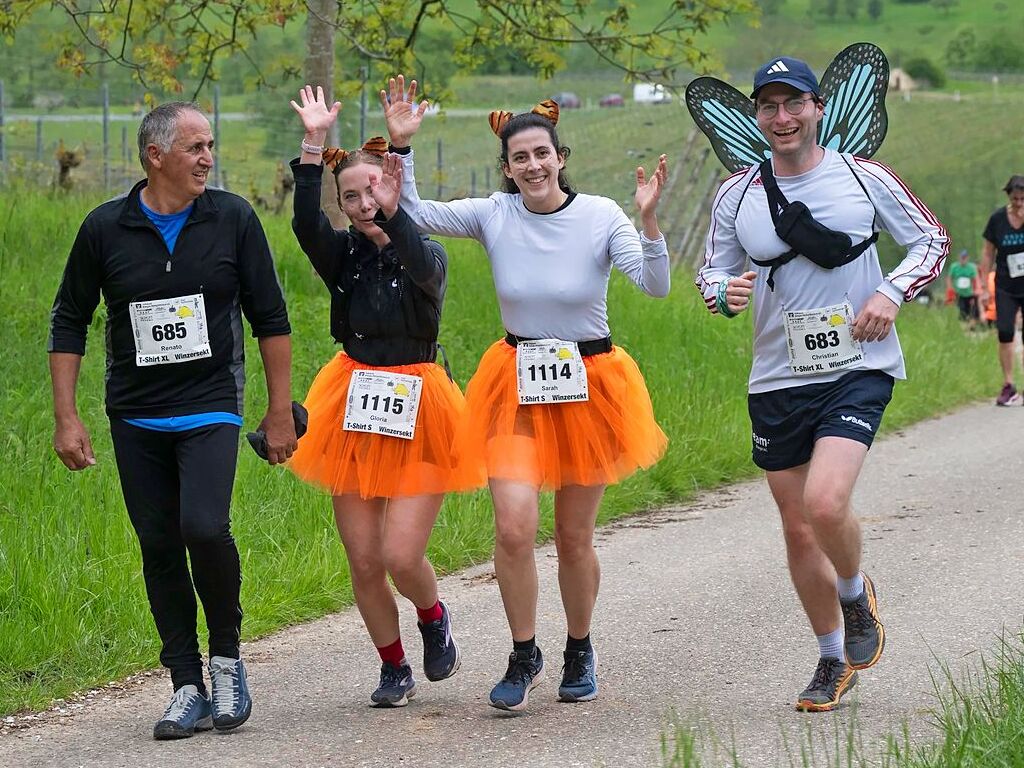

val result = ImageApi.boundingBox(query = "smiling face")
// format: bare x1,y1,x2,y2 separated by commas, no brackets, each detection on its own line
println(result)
502,126,567,212
755,83,824,169
151,110,214,201
337,162,385,238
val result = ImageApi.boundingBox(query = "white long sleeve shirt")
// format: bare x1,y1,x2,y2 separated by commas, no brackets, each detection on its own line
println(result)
398,150,670,341
695,149,948,394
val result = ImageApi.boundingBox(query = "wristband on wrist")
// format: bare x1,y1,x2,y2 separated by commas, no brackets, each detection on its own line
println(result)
300,138,325,155
716,280,737,318
388,143,412,155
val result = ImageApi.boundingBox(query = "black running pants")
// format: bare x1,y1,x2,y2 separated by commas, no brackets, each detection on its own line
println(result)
109,420,242,691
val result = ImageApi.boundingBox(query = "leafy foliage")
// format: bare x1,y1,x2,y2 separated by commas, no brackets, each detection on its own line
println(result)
0,1,757,100
904,55,946,87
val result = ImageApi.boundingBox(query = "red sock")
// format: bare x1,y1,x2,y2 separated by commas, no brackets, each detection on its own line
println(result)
416,600,443,625
376,637,405,667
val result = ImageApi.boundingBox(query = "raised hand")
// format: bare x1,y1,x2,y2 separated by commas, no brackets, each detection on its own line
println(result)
380,74,430,148
635,153,668,219
289,84,341,144
369,153,402,219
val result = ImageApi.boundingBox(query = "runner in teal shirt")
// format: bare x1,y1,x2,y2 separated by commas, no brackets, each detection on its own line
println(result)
947,249,979,327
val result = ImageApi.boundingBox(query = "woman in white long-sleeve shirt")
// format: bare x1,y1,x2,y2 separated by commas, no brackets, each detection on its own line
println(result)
379,75,670,712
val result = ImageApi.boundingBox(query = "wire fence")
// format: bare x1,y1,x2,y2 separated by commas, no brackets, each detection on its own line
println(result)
0,85,534,200
0,78,691,200
0,78,706,262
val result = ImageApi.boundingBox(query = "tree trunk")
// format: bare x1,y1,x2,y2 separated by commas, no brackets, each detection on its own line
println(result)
306,0,345,227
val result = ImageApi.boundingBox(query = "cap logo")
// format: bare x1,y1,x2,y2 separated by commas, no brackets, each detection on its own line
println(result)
766,61,790,74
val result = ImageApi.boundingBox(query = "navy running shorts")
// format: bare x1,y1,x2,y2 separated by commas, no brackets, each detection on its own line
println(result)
747,370,895,471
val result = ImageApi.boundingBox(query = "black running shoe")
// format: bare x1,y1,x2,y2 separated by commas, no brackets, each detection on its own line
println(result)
795,657,858,712
418,601,461,682
370,661,417,708
841,572,885,670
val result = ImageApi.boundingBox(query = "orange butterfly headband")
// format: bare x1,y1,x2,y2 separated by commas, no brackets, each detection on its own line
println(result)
322,136,388,170
488,100,559,137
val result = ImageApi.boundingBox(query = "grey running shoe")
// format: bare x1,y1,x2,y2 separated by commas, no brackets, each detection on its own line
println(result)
418,601,461,682
795,657,858,712
371,661,417,707
208,656,252,730
489,647,544,712
841,573,885,670
153,684,213,740
558,648,598,702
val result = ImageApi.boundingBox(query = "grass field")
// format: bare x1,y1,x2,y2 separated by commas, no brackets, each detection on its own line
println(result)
0,178,1000,715
702,0,1024,79
4,64,1023,243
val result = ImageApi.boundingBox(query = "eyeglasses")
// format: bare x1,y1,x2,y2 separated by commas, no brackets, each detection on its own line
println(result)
755,97,816,119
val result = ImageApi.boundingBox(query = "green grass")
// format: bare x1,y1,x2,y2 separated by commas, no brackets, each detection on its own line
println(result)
872,93,1024,266
702,0,1024,79
661,628,1024,767
0,179,999,715
4,76,1023,243
0,91,687,209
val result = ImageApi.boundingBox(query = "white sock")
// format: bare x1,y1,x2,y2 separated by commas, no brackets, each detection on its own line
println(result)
837,572,864,601
817,627,845,661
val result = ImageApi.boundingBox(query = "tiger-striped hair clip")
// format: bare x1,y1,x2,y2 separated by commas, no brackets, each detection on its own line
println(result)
322,136,389,170
488,100,560,137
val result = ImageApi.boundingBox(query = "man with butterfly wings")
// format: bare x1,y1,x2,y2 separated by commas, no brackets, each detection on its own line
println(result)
690,46,948,712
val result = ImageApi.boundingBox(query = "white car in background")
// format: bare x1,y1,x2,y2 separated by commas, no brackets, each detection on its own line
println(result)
633,83,672,104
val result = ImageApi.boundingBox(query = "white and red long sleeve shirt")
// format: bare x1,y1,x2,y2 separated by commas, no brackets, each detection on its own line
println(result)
695,149,948,394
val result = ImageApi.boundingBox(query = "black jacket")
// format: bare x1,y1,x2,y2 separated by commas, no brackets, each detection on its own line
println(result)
48,179,291,417
290,159,446,366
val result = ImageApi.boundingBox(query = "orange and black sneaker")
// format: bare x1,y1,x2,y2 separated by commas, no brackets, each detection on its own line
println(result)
795,657,858,712
841,572,885,670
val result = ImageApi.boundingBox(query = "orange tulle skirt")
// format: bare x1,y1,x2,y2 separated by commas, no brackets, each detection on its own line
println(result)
451,339,668,490
288,352,486,499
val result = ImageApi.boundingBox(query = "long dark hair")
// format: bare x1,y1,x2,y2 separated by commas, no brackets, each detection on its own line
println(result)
498,113,573,195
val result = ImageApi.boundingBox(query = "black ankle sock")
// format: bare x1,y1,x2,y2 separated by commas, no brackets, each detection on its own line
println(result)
513,637,536,655
566,633,592,653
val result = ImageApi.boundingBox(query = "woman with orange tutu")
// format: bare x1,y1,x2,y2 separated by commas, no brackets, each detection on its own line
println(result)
287,85,482,707
381,75,671,710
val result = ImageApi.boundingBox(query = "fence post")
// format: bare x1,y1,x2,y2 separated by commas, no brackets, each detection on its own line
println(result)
36,118,43,163
213,85,221,188
436,138,443,199
470,169,476,197
121,124,128,170
102,82,110,190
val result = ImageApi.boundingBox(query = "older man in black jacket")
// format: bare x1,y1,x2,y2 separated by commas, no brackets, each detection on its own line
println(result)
48,101,296,740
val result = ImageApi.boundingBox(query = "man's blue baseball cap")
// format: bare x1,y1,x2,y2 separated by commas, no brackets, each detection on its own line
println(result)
751,56,820,98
